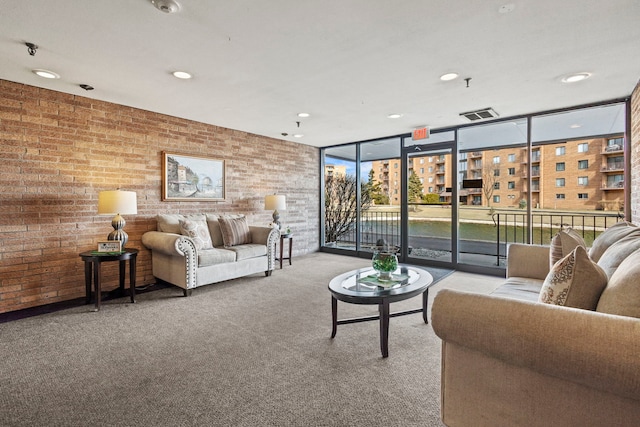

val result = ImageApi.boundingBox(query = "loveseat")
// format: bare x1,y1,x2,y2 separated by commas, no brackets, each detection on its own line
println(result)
431,221,640,426
142,214,279,296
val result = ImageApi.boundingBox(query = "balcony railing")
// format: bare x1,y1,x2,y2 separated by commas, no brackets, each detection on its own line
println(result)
492,211,624,265
328,209,624,268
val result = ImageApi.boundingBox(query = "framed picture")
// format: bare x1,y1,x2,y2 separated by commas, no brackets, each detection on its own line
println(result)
162,152,226,201
97,241,122,253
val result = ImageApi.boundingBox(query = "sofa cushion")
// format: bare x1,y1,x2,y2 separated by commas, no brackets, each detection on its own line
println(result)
596,248,640,318
227,243,268,261
157,213,205,234
589,221,638,262
198,248,236,267
491,277,544,303
178,218,213,250
538,246,608,310
596,232,640,279
218,215,252,247
549,227,586,268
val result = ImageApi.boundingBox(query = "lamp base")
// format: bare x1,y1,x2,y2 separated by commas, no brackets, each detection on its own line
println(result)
272,210,281,230
108,214,128,248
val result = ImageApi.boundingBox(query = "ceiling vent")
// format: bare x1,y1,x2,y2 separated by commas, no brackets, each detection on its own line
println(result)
459,108,499,121
151,0,181,13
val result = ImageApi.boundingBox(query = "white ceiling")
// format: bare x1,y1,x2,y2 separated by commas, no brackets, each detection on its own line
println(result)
1,0,639,148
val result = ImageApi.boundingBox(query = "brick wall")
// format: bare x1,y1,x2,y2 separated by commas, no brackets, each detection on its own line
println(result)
0,79,319,313
631,80,640,224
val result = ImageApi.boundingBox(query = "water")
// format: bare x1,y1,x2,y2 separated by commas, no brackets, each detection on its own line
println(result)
361,219,600,247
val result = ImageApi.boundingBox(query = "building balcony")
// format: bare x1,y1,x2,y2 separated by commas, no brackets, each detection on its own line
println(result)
603,145,623,154
601,163,624,172
601,182,624,190
470,152,482,158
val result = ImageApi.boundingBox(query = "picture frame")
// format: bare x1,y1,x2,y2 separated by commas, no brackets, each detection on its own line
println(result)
162,152,226,201
97,241,122,253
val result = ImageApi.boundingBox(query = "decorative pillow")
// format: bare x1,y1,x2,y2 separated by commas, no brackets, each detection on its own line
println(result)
157,213,205,234
589,221,638,263
549,227,586,269
596,232,640,279
596,248,640,318
538,246,608,310
218,215,252,247
178,218,213,250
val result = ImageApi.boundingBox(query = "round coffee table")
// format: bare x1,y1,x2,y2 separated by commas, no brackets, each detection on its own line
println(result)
328,265,433,358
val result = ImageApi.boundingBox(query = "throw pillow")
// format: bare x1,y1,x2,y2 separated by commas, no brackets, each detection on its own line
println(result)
218,215,252,247
157,213,205,234
589,221,638,263
596,232,640,279
178,218,213,250
549,227,586,269
538,246,608,310
596,248,640,318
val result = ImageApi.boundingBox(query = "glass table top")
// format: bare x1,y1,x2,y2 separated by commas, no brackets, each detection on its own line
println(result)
340,266,420,292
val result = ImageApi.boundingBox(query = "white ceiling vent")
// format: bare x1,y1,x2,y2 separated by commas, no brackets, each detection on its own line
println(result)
459,108,499,121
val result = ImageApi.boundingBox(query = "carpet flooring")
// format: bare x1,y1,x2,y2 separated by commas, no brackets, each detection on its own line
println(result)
0,253,496,427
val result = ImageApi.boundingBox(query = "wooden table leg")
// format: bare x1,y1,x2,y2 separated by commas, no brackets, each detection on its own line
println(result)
129,255,136,303
119,259,126,292
84,261,92,304
93,261,101,312
279,237,284,269
379,300,390,358
331,296,338,338
422,288,429,324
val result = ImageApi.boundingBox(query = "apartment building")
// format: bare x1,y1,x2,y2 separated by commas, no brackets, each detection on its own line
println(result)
371,135,624,211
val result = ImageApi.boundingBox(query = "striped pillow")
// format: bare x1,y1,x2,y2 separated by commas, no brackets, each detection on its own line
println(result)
549,227,586,269
218,215,252,247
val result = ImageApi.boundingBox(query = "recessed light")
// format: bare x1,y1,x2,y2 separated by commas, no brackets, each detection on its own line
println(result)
387,113,403,119
440,73,459,81
297,112,310,118
570,124,582,129
293,134,304,138
498,3,516,14
172,71,192,79
561,72,591,83
32,69,60,79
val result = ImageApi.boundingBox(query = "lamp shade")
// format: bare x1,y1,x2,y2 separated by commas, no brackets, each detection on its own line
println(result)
98,190,137,215
264,194,286,211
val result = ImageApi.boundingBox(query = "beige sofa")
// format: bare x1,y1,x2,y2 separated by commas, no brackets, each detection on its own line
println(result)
432,221,640,427
142,214,279,296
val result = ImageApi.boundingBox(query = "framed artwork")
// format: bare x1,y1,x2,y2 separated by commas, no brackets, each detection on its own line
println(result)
162,152,225,201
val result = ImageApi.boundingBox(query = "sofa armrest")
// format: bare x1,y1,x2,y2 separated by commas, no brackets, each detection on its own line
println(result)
506,243,550,280
250,226,280,271
249,226,278,245
431,289,640,401
141,231,196,257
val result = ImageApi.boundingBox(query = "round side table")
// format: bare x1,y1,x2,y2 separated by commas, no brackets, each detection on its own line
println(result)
79,248,138,312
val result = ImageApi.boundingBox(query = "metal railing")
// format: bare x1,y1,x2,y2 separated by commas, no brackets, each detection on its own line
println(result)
492,211,624,264
330,210,625,266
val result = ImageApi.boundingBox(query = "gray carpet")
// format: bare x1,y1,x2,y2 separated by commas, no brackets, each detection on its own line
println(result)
0,253,455,427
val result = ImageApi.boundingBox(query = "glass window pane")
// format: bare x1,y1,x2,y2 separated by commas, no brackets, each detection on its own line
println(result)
532,103,626,143
323,145,357,249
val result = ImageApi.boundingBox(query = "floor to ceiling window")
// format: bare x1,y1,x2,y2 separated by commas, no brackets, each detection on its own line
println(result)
320,100,629,275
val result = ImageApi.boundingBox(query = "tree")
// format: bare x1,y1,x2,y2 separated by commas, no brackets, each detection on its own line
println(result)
482,157,500,207
324,173,372,244
408,170,423,203
365,169,388,205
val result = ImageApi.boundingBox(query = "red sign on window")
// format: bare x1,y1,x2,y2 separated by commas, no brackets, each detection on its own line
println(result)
412,127,429,140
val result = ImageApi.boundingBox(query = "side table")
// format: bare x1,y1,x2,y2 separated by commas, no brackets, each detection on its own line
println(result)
279,234,293,269
79,248,138,312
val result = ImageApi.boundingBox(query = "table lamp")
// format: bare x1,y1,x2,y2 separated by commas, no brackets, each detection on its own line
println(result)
98,190,137,248
264,194,286,229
